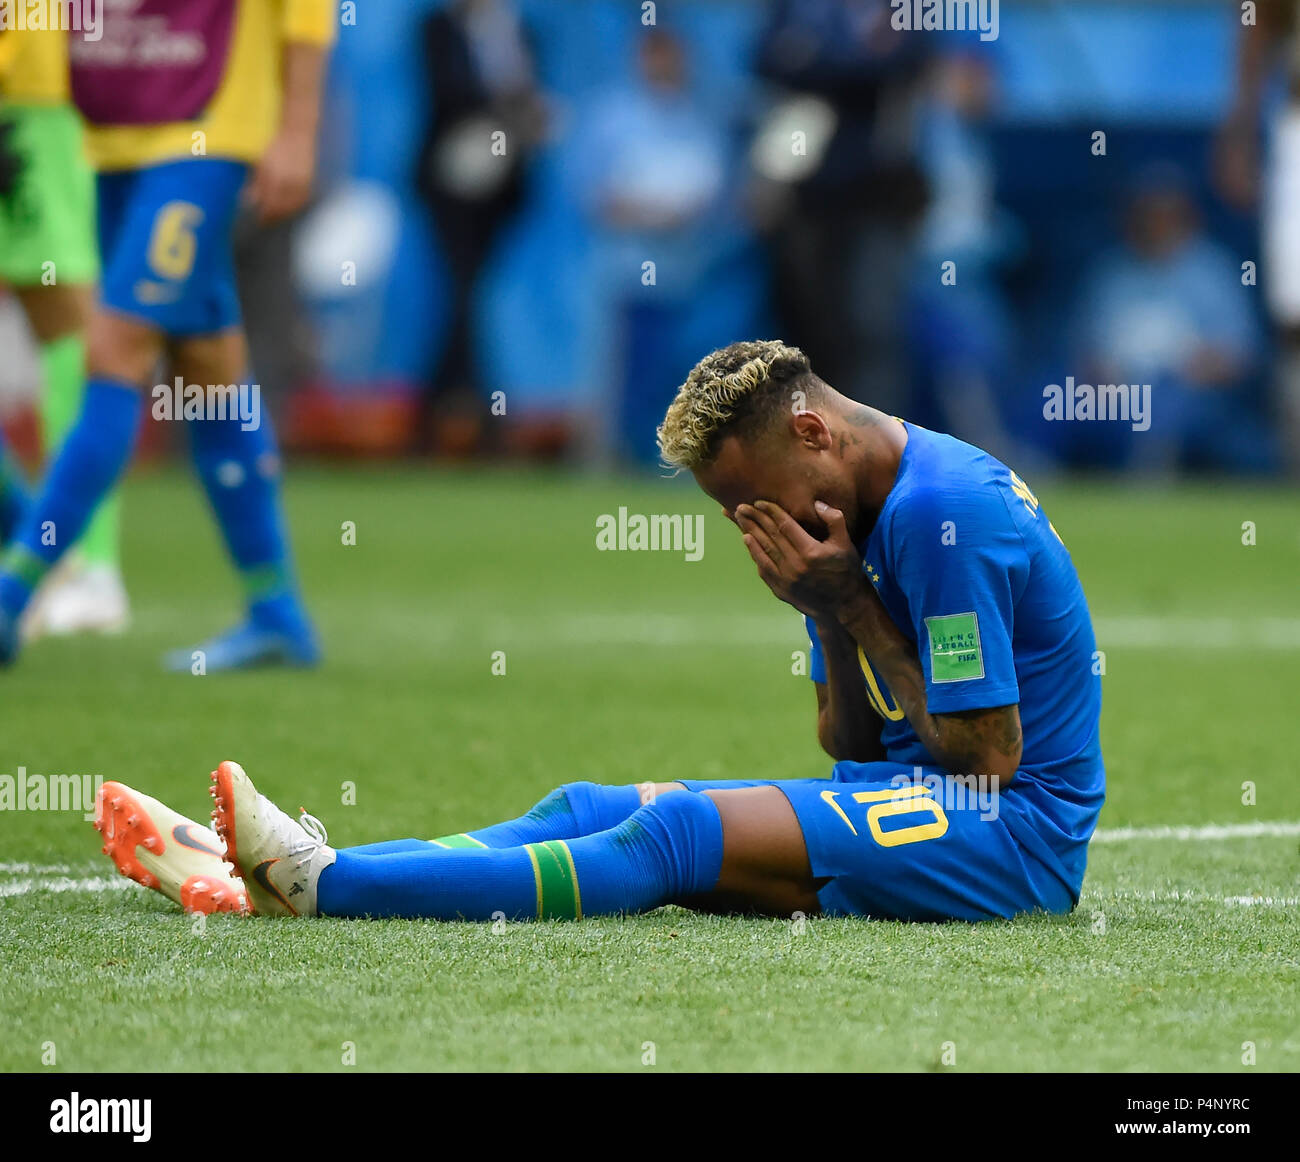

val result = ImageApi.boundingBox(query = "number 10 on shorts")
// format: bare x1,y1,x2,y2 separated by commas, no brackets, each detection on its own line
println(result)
821,786,950,847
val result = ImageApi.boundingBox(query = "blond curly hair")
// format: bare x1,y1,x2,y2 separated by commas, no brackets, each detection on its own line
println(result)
657,340,815,471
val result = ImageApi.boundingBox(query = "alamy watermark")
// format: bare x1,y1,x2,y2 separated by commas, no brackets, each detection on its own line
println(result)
50,1093,151,1143
152,378,262,431
1,767,103,819
0,0,103,41
891,0,999,42
1043,377,1151,432
888,767,1001,821
596,507,704,562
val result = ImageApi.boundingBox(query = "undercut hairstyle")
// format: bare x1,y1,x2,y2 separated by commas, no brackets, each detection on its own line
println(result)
657,340,819,471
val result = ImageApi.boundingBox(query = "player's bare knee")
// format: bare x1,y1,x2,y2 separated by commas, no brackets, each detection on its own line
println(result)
169,329,248,387
13,283,93,344
642,781,686,803
87,310,163,384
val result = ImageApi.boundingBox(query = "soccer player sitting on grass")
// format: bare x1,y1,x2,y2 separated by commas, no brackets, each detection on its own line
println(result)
93,341,1104,923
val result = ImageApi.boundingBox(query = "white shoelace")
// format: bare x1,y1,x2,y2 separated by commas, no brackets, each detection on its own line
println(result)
297,809,329,848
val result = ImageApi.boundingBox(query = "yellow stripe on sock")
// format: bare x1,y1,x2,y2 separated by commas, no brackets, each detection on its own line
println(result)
557,840,582,921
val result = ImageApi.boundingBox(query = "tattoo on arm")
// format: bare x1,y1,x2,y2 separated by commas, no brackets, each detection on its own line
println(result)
935,706,1022,771
836,586,1019,778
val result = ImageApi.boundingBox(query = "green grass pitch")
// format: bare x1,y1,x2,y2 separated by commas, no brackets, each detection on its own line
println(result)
2,465,1297,1072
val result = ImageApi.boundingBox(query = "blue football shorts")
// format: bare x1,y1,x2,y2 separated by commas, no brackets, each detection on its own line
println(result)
679,763,1083,922
96,157,247,337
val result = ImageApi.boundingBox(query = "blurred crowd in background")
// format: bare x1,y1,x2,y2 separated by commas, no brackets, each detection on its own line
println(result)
1,0,1290,476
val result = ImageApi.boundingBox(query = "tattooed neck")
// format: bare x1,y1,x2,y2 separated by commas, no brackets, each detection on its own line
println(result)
834,403,880,458
843,403,880,428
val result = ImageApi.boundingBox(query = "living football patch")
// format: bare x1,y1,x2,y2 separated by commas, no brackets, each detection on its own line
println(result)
925,612,984,682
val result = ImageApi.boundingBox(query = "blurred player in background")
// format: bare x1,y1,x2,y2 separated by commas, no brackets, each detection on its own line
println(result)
1218,0,1300,474
0,1,335,670
0,26,129,636
754,0,930,415
416,0,546,456
1075,166,1267,474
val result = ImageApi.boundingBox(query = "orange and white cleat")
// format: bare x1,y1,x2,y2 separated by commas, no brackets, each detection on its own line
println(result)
94,781,248,914
209,760,335,917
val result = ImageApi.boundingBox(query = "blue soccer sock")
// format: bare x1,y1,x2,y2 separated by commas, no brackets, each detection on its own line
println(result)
318,789,724,920
0,427,30,544
343,839,442,857
422,781,649,850
0,379,142,619
187,402,303,625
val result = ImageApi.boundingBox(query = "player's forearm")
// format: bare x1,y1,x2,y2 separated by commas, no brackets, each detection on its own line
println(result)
836,586,1019,785
814,618,885,762
279,42,328,139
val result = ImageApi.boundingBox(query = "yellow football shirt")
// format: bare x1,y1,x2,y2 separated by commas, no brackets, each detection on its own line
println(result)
0,28,71,104
83,0,335,172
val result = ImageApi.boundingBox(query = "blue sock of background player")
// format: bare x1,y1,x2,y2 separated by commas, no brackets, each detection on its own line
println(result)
0,379,142,659
0,425,31,547
170,401,318,671
0,376,318,668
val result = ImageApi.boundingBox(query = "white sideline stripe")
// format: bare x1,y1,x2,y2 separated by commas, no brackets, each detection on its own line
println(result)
0,862,91,875
0,876,133,898
1222,895,1300,906
1089,890,1300,908
308,608,1300,651
1092,821,1300,843
2,875,1293,908
1096,615,1300,649
2,821,1297,900
1,819,1295,886
1093,616,1300,650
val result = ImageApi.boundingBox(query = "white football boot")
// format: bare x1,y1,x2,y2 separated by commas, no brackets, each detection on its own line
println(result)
209,760,336,917
94,781,248,914
25,559,131,640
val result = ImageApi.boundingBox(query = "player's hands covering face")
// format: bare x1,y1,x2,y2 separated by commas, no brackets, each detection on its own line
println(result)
734,500,865,620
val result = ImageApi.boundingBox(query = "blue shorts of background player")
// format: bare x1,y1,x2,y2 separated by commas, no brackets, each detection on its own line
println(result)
679,767,1080,922
96,158,247,336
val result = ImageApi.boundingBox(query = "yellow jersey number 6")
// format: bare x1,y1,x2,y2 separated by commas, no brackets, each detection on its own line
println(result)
147,201,205,282
821,785,949,847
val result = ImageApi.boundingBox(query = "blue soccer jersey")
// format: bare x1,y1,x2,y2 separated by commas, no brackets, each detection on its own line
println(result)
805,420,1105,889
